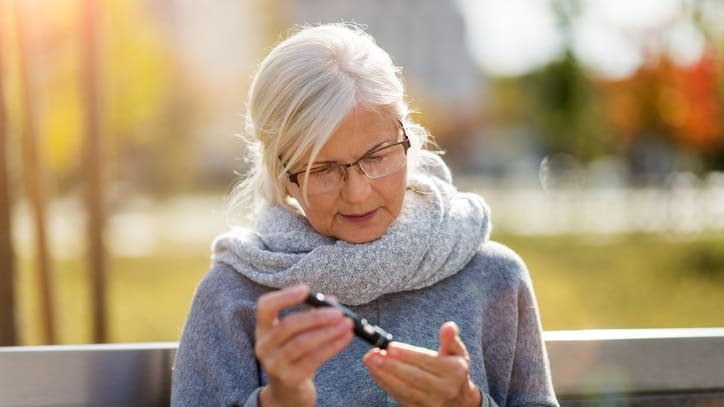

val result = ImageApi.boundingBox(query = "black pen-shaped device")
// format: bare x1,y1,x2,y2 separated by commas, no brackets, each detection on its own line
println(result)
305,292,393,349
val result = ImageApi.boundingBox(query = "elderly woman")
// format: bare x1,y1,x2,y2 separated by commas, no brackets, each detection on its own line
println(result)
172,23,558,407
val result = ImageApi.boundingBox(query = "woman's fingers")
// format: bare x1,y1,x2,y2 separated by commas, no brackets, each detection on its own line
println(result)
365,350,429,405
285,321,355,379
264,316,352,371
256,307,345,357
365,347,466,399
385,342,457,377
364,348,444,393
438,321,469,358
254,286,356,389
364,323,477,406
256,284,309,332
382,322,471,376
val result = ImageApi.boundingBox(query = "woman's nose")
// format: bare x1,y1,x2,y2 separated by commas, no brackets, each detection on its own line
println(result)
340,165,372,203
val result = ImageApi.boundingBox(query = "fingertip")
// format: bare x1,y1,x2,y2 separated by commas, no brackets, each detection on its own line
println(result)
362,349,375,365
385,345,399,358
438,321,466,355
386,341,400,350
336,326,355,349
439,321,458,340
289,283,310,298
444,321,459,335
363,348,384,367
334,317,354,337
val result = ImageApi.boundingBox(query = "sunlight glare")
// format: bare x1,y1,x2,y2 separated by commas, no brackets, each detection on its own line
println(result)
458,0,564,76
571,17,643,80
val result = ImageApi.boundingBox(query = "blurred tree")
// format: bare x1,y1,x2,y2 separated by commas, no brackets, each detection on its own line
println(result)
514,0,724,175
480,0,612,165
691,0,724,169
598,51,723,177
0,0,18,346
4,0,205,344
512,0,610,162
14,0,55,344
81,0,108,343
103,0,210,196
665,51,721,153
13,0,204,198
525,52,611,162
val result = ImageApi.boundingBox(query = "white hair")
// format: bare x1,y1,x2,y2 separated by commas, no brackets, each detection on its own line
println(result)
228,22,436,223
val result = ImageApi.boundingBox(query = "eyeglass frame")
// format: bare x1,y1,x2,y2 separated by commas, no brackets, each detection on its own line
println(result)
286,121,411,189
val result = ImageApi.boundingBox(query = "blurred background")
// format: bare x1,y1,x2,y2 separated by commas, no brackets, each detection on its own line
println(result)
1,0,723,345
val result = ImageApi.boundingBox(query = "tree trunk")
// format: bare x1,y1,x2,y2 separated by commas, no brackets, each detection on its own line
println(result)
81,0,108,343
0,0,18,346
14,0,55,344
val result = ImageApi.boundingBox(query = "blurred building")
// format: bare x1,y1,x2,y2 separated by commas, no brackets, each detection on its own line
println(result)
145,0,274,188
284,0,486,151
126,0,489,186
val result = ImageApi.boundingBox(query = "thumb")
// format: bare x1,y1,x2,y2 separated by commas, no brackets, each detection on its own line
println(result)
438,321,468,357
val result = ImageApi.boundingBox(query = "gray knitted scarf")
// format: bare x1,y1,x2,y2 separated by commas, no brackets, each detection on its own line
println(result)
211,154,491,305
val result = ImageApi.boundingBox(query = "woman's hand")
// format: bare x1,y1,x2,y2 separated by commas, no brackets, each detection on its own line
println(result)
363,322,481,407
255,284,354,407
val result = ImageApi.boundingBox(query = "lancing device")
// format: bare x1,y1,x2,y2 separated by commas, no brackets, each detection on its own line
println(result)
305,292,393,349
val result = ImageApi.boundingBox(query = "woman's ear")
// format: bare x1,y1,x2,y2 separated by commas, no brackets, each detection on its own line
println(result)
284,180,297,200
284,196,306,216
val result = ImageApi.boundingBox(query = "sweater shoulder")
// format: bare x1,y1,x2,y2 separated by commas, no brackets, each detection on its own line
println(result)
466,240,531,289
192,262,267,315
195,262,242,299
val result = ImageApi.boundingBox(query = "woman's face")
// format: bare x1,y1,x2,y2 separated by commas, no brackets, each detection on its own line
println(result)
287,107,407,243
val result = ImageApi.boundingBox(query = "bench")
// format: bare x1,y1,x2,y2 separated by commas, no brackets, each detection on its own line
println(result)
1,328,723,406
546,328,724,406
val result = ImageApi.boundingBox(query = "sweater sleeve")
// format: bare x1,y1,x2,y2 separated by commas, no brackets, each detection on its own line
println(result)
477,242,559,407
171,264,264,407
508,252,559,406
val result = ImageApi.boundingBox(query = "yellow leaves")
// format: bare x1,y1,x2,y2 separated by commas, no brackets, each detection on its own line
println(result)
45,84,82,174
104,0,173,144
4,0,176,179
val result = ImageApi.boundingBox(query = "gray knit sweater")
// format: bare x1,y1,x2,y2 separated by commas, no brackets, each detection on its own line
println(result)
173,155,557,406
171,241,558,406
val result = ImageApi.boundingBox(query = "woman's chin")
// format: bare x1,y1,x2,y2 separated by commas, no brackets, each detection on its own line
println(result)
334,226,387,244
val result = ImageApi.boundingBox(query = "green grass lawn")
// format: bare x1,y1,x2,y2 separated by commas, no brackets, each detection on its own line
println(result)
16,246,210,345
497,232,724,330
14,232,724,345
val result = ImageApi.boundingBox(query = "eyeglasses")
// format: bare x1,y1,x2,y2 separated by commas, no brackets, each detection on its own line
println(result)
288,124,411,196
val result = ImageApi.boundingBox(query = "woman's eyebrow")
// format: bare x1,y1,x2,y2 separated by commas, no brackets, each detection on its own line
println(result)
304,138,395,168
299,160,337,169
361,139,393,155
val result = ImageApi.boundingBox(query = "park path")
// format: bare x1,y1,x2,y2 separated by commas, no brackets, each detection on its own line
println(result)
11,175,724,259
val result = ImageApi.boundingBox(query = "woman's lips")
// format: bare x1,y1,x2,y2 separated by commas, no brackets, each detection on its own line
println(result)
340,208,378,223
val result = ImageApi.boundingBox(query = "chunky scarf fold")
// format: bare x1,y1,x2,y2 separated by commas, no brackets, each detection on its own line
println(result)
211,153,491,305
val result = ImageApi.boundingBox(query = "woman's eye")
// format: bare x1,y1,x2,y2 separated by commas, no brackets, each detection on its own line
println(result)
311,166,336,175
364,154,386,162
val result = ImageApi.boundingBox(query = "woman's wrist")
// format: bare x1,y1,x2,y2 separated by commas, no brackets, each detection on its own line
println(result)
465,381,483,407
258,385,288,407
445,379,482,407
258,385,276,407
258,383,315,407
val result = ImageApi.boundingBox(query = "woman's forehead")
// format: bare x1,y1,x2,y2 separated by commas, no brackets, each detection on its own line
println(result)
337,107,396,134
315,117,398,161
306,108,398,163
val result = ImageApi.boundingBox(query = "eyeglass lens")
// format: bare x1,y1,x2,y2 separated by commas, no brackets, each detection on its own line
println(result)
297,141,408,195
